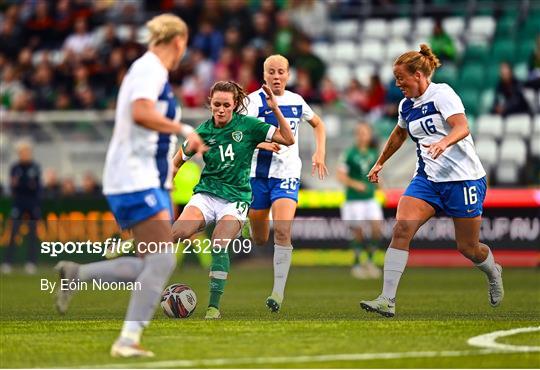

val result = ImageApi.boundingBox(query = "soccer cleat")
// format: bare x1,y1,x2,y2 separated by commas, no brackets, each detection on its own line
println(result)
360,295,396,318
266,292,282,312
351,265,370,279
488,264,504,307
205,306,222,319
110,340,155,358
365,262,382,279
0,263,12,275
24,262,37,275
54,261,80,314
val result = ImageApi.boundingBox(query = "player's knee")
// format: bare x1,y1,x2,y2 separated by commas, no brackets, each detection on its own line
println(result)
172,221,188,242
392,221,414,241
273,227,291,246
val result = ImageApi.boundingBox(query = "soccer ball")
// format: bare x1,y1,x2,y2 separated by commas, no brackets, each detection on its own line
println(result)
160,283,197,318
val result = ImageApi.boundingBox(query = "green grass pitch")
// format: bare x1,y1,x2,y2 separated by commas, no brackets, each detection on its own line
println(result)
1,264,539,368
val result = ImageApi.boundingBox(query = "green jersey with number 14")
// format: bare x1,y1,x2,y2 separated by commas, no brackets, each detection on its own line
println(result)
184,113,275,204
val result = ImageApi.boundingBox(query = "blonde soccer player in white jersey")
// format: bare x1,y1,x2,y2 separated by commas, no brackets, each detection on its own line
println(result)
360,44,504,318
54,14,204,357
244,55,328,312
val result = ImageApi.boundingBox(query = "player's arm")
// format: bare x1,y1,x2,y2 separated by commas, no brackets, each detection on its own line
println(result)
172,147,186,179
367,124,408,183
422,113,469,159
132,98,192,135
307,114,328,180
337,167,367,192
261,85,295,146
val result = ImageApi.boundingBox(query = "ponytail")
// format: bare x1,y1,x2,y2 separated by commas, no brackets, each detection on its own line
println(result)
209,81,249,114
394,43,441,78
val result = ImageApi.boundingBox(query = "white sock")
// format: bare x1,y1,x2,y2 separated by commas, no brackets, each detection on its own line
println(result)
475,248,498,280
119,321,144,345
382,247,409,300
78,257,143,282
273,244,292,299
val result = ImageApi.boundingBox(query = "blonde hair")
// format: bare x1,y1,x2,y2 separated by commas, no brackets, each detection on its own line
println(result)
263,54,290,71
394,44,441,78
146,13,188,46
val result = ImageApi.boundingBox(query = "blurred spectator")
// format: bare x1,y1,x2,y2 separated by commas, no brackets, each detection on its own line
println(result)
0,16,23,60
16,47,34,86
223,26,245,53
97,23,122,61
237,63,260,94
61,177,77,196
55,90,73,110
429,18,457,62
2,140,41,275
214,47,238,81
122,25,145,65
492,62,531,116
319,76,340,106
525,35,540,91
105,0,143,24
191,48,214,91
63,17,94,56
344,79,368,112
31,64,56,110
383,80,404,117
258,0,279,23
43,168,61,198
363,74,386,113
292,35,326,89
25,0,54,49
222,0,254,38
250,12,274,50
293,68,319,103
289,0,328,41
81,172,102,196
52,0,74,47
193,18,224,62
273,10,297,57
171,0,202,38
0,64,25,110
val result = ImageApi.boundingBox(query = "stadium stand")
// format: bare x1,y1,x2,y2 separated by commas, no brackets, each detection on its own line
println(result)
1,0,539,190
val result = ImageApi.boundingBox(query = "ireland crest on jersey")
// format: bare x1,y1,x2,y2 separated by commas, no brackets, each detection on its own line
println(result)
232,131,243,142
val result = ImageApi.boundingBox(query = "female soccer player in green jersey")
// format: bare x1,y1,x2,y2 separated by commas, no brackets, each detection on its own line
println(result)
337,122,384,279
171,81,294,319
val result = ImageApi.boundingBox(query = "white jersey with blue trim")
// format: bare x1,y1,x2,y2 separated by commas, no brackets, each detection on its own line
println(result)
397,82,485,182
103,51,180,195
245,88,314,179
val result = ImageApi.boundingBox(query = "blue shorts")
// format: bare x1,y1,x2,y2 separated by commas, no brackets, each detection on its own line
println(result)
106,188,173,229
403,176,487,218
250,177,300,210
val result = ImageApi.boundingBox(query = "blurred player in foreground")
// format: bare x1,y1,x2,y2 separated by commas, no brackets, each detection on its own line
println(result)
245,54,328,312
337,123,383,279
360,44,503,317
171,81,294,319
54,14,203,357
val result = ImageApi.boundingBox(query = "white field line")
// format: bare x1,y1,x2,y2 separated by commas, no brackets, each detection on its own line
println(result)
87,326,540,369
467,326,540,352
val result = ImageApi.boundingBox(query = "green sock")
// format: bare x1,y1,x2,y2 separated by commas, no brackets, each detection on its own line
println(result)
351,240,364,265
367,239,381,262
208,249,230,309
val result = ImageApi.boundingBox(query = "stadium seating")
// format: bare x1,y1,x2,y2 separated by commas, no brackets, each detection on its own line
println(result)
505,114,532,138
495,162,520,185
475,138,498,171
499,138,527,166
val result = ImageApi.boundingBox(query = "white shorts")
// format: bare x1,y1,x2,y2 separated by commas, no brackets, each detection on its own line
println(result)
341,199,384,226
185,192,249,226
